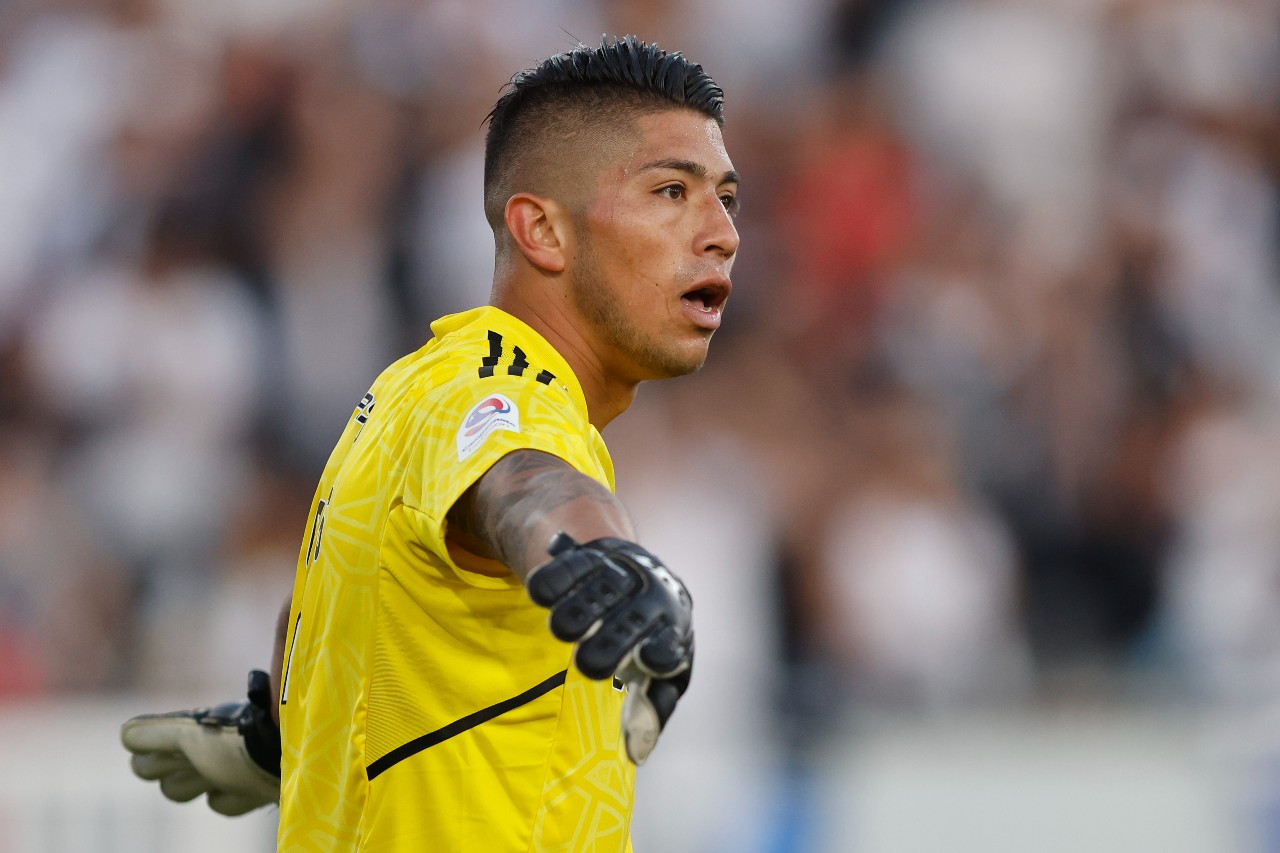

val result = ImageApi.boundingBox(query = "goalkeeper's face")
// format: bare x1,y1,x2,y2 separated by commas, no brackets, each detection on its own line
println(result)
567,108,740,382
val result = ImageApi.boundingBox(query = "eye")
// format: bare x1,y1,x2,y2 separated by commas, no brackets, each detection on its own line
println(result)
720,193,740,216
657,184,685,200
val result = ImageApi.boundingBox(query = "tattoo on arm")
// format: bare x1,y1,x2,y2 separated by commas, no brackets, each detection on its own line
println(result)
447,450,626,576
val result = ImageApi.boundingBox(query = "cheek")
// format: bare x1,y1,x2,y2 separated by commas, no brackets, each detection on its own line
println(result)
595,218,678,293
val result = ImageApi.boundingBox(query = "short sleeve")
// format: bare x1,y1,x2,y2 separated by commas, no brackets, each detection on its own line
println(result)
405,369,600,578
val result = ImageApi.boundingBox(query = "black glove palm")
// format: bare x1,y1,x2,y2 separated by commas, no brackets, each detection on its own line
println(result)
527,533,694,763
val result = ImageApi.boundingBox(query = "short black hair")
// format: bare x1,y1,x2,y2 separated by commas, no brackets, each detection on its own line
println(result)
482,35,725,228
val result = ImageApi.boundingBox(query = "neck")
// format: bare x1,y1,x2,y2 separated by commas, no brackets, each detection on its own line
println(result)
491,269,638,430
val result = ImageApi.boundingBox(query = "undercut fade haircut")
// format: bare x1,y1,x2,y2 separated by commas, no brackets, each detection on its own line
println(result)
482,35,725,230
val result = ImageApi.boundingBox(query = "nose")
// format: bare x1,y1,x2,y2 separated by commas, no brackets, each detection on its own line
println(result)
696,194,740,260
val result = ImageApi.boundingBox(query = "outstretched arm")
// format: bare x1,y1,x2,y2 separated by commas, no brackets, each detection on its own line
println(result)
451,448,693,765
120,594,291,815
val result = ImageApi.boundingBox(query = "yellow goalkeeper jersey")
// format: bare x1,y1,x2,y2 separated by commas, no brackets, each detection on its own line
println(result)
277,306,634,852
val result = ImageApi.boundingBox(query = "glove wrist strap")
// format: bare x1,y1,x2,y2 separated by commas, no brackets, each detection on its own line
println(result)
238,670,282,778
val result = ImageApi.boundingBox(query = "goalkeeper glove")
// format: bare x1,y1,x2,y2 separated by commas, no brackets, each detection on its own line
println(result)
120,669,281,816
527,533,694,764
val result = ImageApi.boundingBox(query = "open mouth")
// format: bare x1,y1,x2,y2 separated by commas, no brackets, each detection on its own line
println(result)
680,281,731,313
679,279,731,331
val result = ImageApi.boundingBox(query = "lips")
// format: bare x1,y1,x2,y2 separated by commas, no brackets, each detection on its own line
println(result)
680,277,731,330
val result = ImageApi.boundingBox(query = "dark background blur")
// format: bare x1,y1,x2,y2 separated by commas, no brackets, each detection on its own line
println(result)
1,0,1279,851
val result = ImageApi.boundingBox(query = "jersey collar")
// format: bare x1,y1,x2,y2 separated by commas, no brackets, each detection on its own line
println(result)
431,306,591,421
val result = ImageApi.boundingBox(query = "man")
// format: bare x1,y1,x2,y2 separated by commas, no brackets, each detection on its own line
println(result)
121,35,739,852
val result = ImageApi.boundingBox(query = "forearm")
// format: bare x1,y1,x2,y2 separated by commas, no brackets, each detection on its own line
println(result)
447,449,635,582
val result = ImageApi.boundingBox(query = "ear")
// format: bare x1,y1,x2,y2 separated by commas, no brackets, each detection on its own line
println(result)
504,193,568,273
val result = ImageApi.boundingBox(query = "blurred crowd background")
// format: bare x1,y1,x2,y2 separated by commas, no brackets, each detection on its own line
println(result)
1,0,1279,849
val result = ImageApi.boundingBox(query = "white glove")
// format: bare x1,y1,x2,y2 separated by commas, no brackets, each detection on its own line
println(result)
120,671,280,816
616,649,693,765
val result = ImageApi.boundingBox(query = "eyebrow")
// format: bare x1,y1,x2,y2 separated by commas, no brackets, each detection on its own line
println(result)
638,158,740,186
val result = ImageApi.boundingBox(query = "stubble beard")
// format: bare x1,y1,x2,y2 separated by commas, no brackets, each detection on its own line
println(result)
568,236,708,381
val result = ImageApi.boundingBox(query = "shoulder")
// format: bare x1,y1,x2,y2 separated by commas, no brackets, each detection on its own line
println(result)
419,309,581,415
396,345,578,456
430,309,565,388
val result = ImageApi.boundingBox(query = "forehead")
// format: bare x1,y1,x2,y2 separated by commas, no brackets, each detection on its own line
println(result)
614,109,734,178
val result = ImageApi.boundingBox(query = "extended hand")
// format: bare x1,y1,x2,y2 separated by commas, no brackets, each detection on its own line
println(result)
120,670,281,816
527,533,694,764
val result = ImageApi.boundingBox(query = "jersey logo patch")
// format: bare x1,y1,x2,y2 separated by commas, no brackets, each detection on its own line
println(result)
457,394,520,460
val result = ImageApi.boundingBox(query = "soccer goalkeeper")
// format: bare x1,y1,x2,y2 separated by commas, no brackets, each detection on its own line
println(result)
122,34,738,852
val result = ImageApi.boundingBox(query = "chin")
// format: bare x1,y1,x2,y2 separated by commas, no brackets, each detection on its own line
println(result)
664,360,706,380
639,344,710,380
